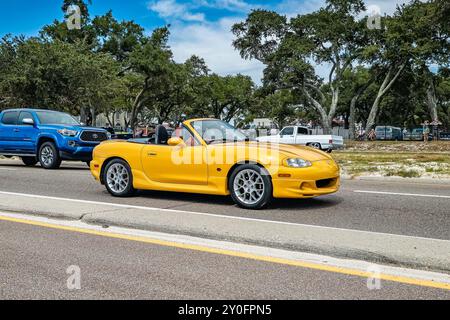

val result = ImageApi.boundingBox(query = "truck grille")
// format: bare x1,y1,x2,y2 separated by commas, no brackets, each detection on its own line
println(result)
80,131,108,142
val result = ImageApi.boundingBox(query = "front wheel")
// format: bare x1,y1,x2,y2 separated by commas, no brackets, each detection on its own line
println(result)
104,159,136,197
22,156,37,166
229,164,273,210
38,142,61,169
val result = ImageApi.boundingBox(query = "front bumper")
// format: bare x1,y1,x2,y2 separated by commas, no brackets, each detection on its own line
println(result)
58,139,99,162
271,159,340,198
90,158,103,181
59,149,93,162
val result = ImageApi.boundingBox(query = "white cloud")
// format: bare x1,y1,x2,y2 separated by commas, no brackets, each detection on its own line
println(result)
196,0,261,12
148,1,414,84
168,18,265,84
148,0,205,22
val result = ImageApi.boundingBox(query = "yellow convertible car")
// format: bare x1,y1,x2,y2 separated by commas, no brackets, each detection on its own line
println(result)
90,119,340,209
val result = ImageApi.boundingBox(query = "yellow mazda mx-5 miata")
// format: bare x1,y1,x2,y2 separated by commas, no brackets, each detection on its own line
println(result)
90,119,340,209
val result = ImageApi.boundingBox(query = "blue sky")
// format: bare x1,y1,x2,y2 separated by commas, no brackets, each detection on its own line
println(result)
0,0,408,83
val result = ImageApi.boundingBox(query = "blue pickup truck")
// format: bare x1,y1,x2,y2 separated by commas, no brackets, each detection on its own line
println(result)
0,108,108,169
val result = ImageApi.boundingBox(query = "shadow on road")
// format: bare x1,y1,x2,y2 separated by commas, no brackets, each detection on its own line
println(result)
135,189,342,212
0,162,88,171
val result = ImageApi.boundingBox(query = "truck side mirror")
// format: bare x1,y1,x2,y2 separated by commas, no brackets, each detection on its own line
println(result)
22,118,34,126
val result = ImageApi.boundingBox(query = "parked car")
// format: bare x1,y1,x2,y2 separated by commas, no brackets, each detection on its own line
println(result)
403,128,433,141
439,132,450,141
256,126,344,152
90,119,340,209
375,126,403,141
0,108,108,169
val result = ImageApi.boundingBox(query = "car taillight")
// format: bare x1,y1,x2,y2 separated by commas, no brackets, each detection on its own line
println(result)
329,139,333,144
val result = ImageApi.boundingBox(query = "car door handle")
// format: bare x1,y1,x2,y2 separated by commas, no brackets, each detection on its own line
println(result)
13,129,20,132
148,152,157,156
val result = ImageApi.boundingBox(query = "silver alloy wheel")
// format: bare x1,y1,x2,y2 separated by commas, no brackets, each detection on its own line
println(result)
41,146,54,166
106,163,130,194
310,142,321,149
233,169,265,205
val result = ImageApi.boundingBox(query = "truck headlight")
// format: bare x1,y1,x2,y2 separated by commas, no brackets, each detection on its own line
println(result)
285,158,312,168
58,129,78,137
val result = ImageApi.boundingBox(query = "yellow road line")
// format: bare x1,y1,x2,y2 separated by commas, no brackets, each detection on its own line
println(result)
0,214,449,291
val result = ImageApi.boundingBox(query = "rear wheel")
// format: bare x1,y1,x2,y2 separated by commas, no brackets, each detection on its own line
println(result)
308,142,322,150
104,159,136,197
22,156,37,166
229,164,272,210
38,142,61,169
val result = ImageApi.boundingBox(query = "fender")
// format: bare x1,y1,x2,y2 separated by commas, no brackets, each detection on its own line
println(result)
35,132,60,153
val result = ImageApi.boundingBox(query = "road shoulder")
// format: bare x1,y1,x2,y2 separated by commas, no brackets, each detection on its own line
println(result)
0,191,449,274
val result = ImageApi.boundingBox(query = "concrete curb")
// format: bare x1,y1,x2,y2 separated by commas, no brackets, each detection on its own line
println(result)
0,192,449,274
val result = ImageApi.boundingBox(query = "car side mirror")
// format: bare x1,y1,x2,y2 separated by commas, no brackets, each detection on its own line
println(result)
168,137,186,147
22,118,34,125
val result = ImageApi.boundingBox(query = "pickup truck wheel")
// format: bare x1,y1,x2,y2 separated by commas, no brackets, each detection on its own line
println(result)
22,157,37,166
229,164,272,210
104,159,136,197
38,142,61,169
308,142,322,150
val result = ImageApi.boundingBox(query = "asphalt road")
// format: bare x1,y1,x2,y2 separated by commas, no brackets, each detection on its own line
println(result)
0,159,449,240
1,218,449,299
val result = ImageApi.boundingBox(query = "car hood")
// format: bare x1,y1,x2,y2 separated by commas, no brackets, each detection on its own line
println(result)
216,141,332,161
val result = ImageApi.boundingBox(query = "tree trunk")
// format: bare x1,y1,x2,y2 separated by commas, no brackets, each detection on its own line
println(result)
322,118,332,135
349,94,359,140
365,94,382,136
426,79,439,122
130,77,150,129
364,63,406,137
105,112,114,127
80,107,88,124
301,86,333,134
90,103,96,127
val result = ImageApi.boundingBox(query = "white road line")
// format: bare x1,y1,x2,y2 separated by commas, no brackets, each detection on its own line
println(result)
0,168,17,171
1,210,450,287
355,190,450,199
0,190,448,243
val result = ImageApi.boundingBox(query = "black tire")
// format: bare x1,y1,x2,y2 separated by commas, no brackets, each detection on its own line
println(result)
308,142,322,150
228,164,273,210
38,142,61,169
22,156,37,166
103,159,136,197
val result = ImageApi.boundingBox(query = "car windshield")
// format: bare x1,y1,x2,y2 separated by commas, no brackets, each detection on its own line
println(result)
36,111,80,126
191,120,250,145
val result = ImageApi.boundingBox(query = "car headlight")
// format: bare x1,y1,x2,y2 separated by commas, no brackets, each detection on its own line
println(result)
285,158,312,168
58,129,78,137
